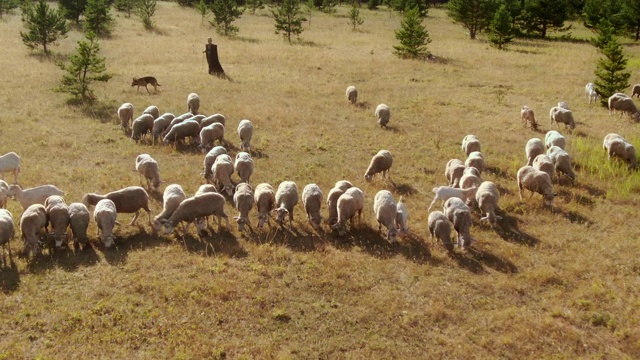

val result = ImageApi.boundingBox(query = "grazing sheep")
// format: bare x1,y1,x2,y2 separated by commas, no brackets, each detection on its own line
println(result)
609,95,640,120
445,159,466,188
202,146,228,181
118,103,134,131
465,151,485,174
94,199,117,248
254,183,275,228
428,186,478,212
557,101,570,110
395,197,408,237
428,211,452,249
142,105,160,119
7,184,64,211
68,203,90,247
517,165,556,206
364,150,393,181
233,183,254,232
521,105,538,130
633,84,640,98
199,123,225,152
532,154,555,180
195,184,218,196
326,187,345,226
0,209,15,264
0,152,20,184
163,120,201,146
152,184,187,231
131,114,155,142
238,119,254,152
82,186,151,226
234,152,254,184
459,166,482,189
0,180,9,209
346,86,358,104
375,104,390,128
461,135,481,156
187,93,200,114
200,113,226,128
273,181,299,229
544,130,565,150
603,133,637,169
186,114,206,125
20,204,48,256
152,113,175,144
444,197,475,249
331,187,364,236
525,138,545,166
44,195,70,248
475,181,501,225
549,106,575,130
373,190,398,243
334,180,353,192
212,154,234,196
162,112,193,137
608,93,630,116
585,83,599,104
547,146,576,180
161,192,229,236
135,154,162,191
302,184,323,230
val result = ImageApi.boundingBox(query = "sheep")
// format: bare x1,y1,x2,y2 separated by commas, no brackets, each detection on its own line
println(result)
117,103,134,131
633,84,640,98
6,184,64,211
20,204,48,256
326,187,345,226
549,106,575,130
461,135,481,156
532,154,555,180
195,184,217,196
428,211,452,250
94,199,117,248
163,120,201,146
465,151,485,174
375,103,390,128
557,101,570,110
547,146,576,180
475,181,502,226
428,185,478,212
331,187,364,236
162,112,194,137
161,192,230,236
517,165,556,206
234,152,254,184
199,123,225,152
346,86,357,105
608,93,630,116
0,180,9,209
200,113,226,128
334,180,353,192
273,181,299,229
233,183,254,232
68,203,90,247
544,130,565,150
238,119,254,152
585,83,599,104
0,152,20,184
152,184,187,231
525,138,545,166
135,154,161,191
254,183,275,228
444,197,475,249
142,105,160,119
364,150,393,181
459,166,482,189
373,190,398,243
212,154,234,196
603,133,637,169
395,196,408,237
608,95,640,121
81,186,151,226
521,105,538,130
130,114,155,143
0,209,15,264
202,146,228,181
44,195,70,248
151,113,175,144
445,159,466,188
186,114,206,125
302,184,323,230
187,93,200,114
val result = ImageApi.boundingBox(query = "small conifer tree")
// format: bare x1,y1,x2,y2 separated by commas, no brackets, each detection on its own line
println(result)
0,0,19,19
393,6,431,59
20,0,68,55
114,0,135,17
209,0,243,36
348,4,364,29
83,0,114,37
136,0,156,30
594,38,631,106
488,4,513,50
272,0,306,43
246,0,264,15
194,0,208,24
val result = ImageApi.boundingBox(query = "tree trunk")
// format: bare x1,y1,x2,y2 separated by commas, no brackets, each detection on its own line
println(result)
636,25,639,41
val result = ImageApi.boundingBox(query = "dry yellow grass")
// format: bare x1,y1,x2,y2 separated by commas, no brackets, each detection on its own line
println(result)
1,3,640,359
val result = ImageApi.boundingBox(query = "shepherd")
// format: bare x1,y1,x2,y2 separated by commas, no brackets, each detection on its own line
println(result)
204,37,228,80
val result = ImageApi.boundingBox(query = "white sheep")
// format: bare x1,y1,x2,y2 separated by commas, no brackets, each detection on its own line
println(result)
544,130,565,150
549,106,575,130
326,187,345,227
273,181,299,229
142,105,160,119
237,119,254,152
186,114,206,125
68,203,90,247
557,101,570,110
331,187,364,236
0,152,21,184
162,112,193,137
547,146,576,180
532,154,555,180
187,93,201,114
375,103,390,128
202,146,228,181
609,95,640,120
428,211,452,250
199,123,225,152
44,195,70,248
461,135,481,156
633,84,640,98
20,204,48,256
131,114,155,143
465,151,485,174
94,199,118,248
7,184,64,211
475,181,502,226
212,154,234,196
608,93,630,116
443,197,475,249
302,184,323,230
459,166,482,189
0,208,15,264
334,180,353,192
585,83,599,104
152,113,175,144
200,113,226,128
603,133,637,169
525,138,545,166
152,184,187,232
395,196,408,237
82,186,151,226
346,86,358,105
0,180,9,208
233,183,254,232
117,103,134,131
234,152,254,184
445,159,465,188
373,190,398,243
428,185,478,212
254,183,275,228
161,192,230,236
517,165,556,206
195,184,218,196
163,120,200,146
135,154,162,191
520,106,538,130
364,150,393,181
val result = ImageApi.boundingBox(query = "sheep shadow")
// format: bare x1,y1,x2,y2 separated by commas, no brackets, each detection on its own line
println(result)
492,211,540,247
485,166,512,180
0,260,20,294
495,183,516,197
380,125,401,133
354,101,371,110
249,147,269,159
244,225,322,253
466,246,518,274
551,207,594,226
101,227,171,265
556,188,595,207
184,229,247,258
392,182,419,197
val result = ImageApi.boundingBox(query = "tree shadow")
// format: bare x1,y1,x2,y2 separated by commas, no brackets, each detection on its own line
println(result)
492,210,540,247
28,51,68,63
231,36,260,44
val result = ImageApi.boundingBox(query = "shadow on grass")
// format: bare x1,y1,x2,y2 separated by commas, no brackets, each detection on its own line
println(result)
556,188,595,207
485,165,512,180
467,246,518,274
551,206,594,226
492,210,540,247
393,182,418,197
0,260,20,294
28,51,69,63
63,98,118,124
354,101,371,110
230,36,260,44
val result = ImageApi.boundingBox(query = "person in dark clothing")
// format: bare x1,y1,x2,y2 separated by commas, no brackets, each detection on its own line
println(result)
204,37,226,78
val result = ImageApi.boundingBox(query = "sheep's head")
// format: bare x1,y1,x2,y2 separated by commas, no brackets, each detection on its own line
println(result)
101,234,115,248
224,185,234,197
330,221,346,237
543,192,556,206
234,216,250,232
387,227,398,243
256,213,270,228
195,218,208,237
162,220,176,235
271,207,289,226
309,213,322,230
625,144,637,169
364,173,373,182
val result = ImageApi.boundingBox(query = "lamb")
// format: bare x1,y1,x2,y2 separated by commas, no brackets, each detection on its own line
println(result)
0,180,9,208
364,150,393,181
532,154,555,180
68,203,90,247
151,113,175,144
93,199,117,248
633,84,640,98
395,196,408,237
234,152,254,184
428,185,478,212
142,105,160,119
475,181,502,226
549,106,575,130
212,154,234,196
331,187,364,236
0,209,15,264
237,119,254,152
162,120,201,146
44,195,70,248
233,183,254,232
130,114,155,143
0,152,20,184
81,186,151,226
521,105,538,130
135,154,162,191
161,192,230,236
459,166,482,189
461,135,481,156
7,184,64,211
585,82,599,104
525,138,545,166
346,86,358,105
302,184,323,230
373,190,398,243
544,130,565,150
465,151,485,174
20,204,48,256
608,95,640,120
445,159,466,188
273,181,299,229
117,103,134,131
428,211,452,250
444,197,475,249
334,180,353,192
603,133,637,169
152,184,187,231
517,165,556,206
547,146,576,180
202,146,228,181
199,123,225,152
375,103,390,128
200,113,226,128
187,93,201,114
254,183,275,228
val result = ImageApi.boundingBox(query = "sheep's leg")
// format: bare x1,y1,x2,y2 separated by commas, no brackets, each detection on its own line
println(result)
129,211,140,226
147,210,152,225
289,210,294,230
427,196,438,212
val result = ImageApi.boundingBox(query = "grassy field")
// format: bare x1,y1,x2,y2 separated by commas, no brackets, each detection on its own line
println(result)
1,2,640,359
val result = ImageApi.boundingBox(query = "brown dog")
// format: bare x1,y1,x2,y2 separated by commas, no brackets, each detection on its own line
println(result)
131,76,161,94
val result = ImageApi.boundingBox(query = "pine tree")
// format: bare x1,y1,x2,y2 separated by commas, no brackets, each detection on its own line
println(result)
592,19,615,51
0,0,19,19
136,0,156,30
488,4,513,49
246,0,265,15
209,0,243,36
56,31,112,102
394,6,431,59
114,0,135,17
447,0,497,40
83,0,114,37
594,38,631,106
20,0,68,55
348,4,364,29
194,0,208,24
520,0,568,38
58,0,87,24
272,0,306,43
